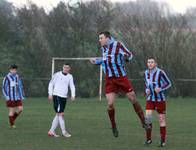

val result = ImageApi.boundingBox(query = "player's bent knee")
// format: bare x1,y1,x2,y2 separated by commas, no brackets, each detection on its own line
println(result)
127,92,137,103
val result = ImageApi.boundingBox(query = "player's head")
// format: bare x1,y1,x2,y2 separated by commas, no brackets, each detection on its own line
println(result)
9,64,18,74
63,63,71,74
147,57,157,70
99,31,111,46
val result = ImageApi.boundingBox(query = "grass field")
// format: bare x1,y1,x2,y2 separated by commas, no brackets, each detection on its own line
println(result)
0,97,195,150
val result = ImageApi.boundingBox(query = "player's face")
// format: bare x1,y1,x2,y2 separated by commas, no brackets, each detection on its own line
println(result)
99,34,109,46
147,59,157,70
63,65,71,74
10,68,17,74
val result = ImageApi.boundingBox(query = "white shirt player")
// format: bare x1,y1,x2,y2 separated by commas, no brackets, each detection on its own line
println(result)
48,71,76,98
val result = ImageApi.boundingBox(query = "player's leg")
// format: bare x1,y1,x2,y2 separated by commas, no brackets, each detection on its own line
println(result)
118,76,147,129
6,101,16,128
157,101,166,147
56,97,71,138
144,109,153,145
48,96,60,137
158,113,166,147
13,101,23,121
8,107,16,128
48,113,59,137
106,92,118,137
58,112,71,138
127,91,147,128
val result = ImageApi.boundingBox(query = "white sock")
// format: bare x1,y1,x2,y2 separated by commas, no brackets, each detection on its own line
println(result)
58,115,66,134
50,115,59,133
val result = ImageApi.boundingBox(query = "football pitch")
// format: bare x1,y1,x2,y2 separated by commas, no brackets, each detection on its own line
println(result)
0,97,195,150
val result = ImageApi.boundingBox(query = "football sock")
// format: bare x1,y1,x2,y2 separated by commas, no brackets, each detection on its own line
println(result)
9,116,15,126
133,101,145,125
58,115,66,134
107,108,116,129
160,126,166,142
50,115,59,133
146,123,152,140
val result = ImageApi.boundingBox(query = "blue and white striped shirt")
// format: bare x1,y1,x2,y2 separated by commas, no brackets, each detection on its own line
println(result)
95,37,133,77
2,72,24,101
144,67,171,102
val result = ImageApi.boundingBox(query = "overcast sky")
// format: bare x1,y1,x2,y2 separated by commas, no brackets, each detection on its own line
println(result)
7,0,196,14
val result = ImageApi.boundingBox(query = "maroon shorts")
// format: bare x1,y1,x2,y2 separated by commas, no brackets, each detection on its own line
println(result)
6,100,23,108
146,101,166,114
105,76,134,94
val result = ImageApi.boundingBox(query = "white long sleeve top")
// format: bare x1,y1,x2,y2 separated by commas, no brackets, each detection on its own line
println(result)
48,71,76,98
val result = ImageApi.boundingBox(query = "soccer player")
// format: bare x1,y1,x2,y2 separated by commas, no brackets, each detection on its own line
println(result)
144,58,171,147
2,64,24,129
48,63,75,138
90,31,149,137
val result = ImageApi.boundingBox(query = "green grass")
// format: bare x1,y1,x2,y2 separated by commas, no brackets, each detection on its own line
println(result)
0,97,195,150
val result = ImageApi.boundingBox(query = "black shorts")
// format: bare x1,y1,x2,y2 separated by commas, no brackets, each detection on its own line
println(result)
53,95,67,113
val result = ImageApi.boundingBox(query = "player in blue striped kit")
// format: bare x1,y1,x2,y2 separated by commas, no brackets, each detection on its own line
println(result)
144,58,171,147
2,64,24,129
90,31,149,138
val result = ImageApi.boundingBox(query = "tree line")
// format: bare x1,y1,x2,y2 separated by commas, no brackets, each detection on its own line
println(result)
0,0,196,97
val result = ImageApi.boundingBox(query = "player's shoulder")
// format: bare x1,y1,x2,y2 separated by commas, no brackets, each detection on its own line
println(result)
54,71,61,76
67,73,73,78
144,69,149,74
157,68,165,74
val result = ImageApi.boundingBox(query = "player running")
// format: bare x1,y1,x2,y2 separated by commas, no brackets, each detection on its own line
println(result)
90,31,149,137
2,64,24,129
144,58,171,147
48,63,76,138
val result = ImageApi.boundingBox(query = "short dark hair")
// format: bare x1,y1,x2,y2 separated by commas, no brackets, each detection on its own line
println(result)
63,63,70,66
148,57,157,62
99,31,111,38
10,64,18,69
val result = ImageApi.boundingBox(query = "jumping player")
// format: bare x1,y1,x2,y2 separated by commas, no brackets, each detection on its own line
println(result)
90,31,149,137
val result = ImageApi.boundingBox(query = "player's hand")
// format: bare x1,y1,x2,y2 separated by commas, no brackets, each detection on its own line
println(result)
70,97,75,101
146,89,151,96
90,58,96,64
155,87,161,94
48,95,53,101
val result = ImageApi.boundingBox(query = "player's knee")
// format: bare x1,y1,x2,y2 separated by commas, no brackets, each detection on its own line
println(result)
159,115,166,126
127,92,137,103
18,107,23,112
145,114,152,124
57,112,64,116
108,104,114,110
9,112,14,116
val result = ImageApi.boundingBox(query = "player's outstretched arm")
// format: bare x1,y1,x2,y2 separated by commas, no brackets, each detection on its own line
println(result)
90,57,103,65
90,58,96,64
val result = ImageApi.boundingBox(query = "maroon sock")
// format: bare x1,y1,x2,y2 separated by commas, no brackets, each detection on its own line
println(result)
9,116,15,126
146,123,152,140
160,126,166,142
107,108,116,129
133,101,145,125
